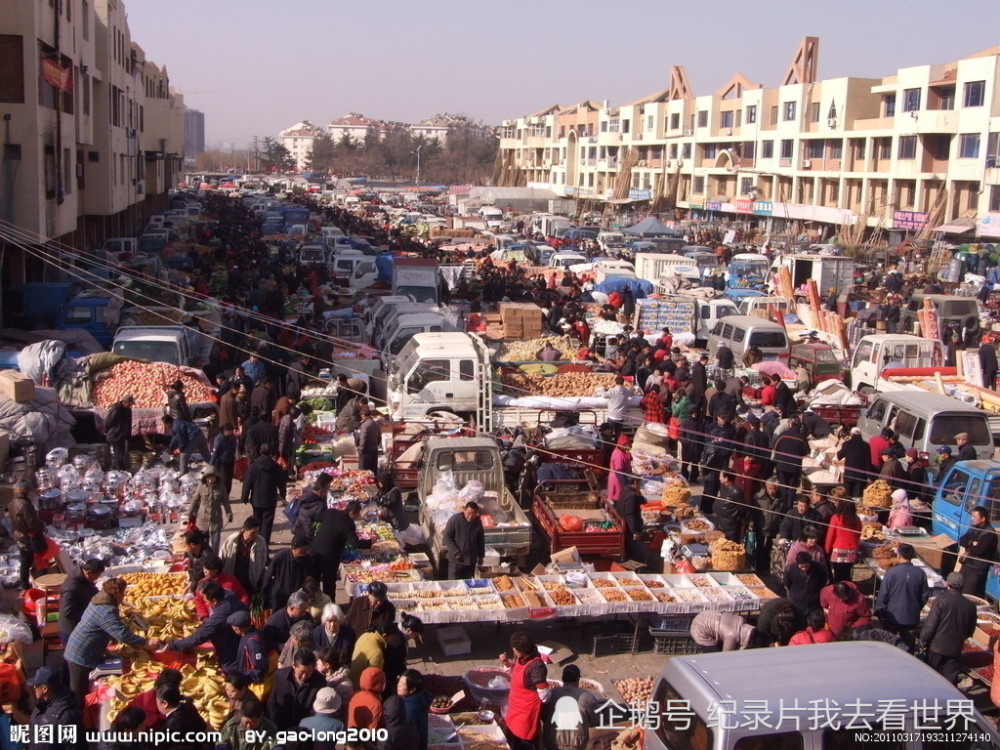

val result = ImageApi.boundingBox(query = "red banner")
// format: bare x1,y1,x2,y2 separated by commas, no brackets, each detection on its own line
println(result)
41,57,73,92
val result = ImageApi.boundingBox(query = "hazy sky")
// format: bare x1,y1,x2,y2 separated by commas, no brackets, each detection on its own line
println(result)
125,0,1000,148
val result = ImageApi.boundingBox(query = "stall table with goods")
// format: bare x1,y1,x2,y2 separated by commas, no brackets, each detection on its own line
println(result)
98,571,232,731
532,469,625,559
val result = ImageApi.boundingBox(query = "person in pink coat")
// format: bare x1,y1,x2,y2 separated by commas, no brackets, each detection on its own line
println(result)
607,434,632,502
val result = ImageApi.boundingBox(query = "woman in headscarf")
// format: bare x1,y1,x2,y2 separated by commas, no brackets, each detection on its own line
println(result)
887,489,913,530
607,434,632,503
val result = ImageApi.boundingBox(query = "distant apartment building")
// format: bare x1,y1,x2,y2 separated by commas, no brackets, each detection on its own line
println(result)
328,113,377,145
184,108,206,158
496,38,1000,240
0,0,184,289
278,120,324,171
412,114,495,147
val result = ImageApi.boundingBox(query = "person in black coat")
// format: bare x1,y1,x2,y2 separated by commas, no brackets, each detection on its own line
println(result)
700,417,737,515
714,472,746,543
442,502,486,580
781,552,828,616
958,506,999,598
955,432,978,462
292,474,333,541
837,428,871,499
771,374,795,417
771,420,809,506
310,501,361,598
267,649,327,730
706,380,737,421
104,394,135,471
165,580,248,667
691,355,709,403
262,534,317,612
157,685,209,750
678,406,707,483
615,476,647,565
59,558,105,645
715,343,735,371
243,417,278,463
778,497,822,542
920,572,978,684
979,343,999,391
28,666,86,750
262,591,312,652
240,447,287,545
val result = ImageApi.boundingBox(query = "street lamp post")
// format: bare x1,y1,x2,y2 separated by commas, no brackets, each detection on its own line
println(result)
414,144,422,185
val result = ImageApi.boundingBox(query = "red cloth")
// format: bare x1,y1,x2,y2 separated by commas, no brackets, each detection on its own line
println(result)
506,656,544,741
868,436,889,467
127,688,167,730
193,573,250,619
788,627,837,646
819,582,872,637
824,514,862,557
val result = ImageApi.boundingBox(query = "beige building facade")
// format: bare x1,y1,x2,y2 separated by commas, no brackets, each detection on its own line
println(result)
0,0,184,289
497,38,1000,240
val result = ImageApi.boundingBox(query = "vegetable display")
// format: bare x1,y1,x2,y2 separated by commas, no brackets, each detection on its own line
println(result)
500,372,617,398
92,361,215,408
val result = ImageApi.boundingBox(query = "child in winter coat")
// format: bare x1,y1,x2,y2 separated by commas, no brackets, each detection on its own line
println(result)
189,465,233,553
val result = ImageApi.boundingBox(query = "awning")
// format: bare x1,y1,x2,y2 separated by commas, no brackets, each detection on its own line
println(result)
932,223,974,234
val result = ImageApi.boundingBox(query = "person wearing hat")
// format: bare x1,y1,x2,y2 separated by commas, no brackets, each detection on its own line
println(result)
901,447,929,504
874,543,929,651
958,506,999,598
920,571,978,684
346,580,397,637
220,694,278,750
837,427,872,499
262,534,317,613
9,480,43,591
615,474,647,567
188,465,233,554
297,686,345,740
934,444,957,485
878,446,909,490
28,665,84,748
165,578,248,668
691,354,708,402
955,432,978,462
59,558,106,646
105,393,135,471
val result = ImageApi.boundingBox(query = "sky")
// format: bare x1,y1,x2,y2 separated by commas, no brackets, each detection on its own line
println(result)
124,0,1000,148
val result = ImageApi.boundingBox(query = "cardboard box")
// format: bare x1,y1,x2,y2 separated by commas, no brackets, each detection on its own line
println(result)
912,534,957,570
0,370,34,402
550,546,582,564
436,626,472,656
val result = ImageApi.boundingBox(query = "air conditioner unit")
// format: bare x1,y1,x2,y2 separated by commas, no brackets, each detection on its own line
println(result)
827,118,837,128
665,159,672,168
637,160,648,167
677,159,685,167
684,128,694,136
724,128,733,136
801,159,812,168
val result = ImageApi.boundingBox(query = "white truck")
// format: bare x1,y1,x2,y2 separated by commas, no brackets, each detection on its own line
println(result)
773,253,856,295
849,333,945,392
111,326,199,367
633,253,702,286
387,331,642,431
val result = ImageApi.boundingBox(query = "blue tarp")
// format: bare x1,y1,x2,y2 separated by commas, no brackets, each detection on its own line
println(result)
375,252,395,284
622,217,676,237
593,277,654,298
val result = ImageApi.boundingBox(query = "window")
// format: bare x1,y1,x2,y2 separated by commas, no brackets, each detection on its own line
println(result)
82,1,89,40
682,143,692,159
697,110,708,127
897,135,917,159
732,326,746,343
809,102,821,122
720,110,734,129
968,183,979,211
828,140,843,159
770,105,778,125
991,185,1000,213
704,144,717,159
941,469,969,506
749,331,787,348
44,144,55,199
436,449,495,472
746,104,757,124
62,147,71,195
459,360,475,381
742,141,756,160
0,35,25,103
903,88,921,112
783,101,797,121
883,95,896,117
762,140,774,159
740,177,754,195
931,416,989,446
669,143,678,158
854,140,866,160
780,139,793,158
651,679,714,750
693,176,705,193
965,80,986,107
669,112,679,130
807,140,824,159
622,120,630,134
959,133,980,159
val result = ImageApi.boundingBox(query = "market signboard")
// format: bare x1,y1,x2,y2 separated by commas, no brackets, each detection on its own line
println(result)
892,210,928,231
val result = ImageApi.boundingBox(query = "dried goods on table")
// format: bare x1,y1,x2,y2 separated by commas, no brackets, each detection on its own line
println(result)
863,480,893,510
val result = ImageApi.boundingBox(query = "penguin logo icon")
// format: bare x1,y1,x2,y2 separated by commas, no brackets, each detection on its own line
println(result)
553,695,583,731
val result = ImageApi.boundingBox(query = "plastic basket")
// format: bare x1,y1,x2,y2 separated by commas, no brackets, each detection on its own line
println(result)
653,635,699,655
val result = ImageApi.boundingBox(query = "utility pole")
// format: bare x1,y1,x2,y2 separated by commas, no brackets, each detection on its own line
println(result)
414,144,422,185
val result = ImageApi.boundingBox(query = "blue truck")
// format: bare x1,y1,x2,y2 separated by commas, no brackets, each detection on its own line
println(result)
931,459,1000,601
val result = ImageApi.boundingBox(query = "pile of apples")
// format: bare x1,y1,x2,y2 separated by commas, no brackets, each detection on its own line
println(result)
92,361,215,408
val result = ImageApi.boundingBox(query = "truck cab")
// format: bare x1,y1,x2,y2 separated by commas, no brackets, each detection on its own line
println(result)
381,313,457,367
932,459,1000,601
596,231,626,254
111,326,192,366
329,250,377,291
389,332,487,422
364,295,414,343
548,252,587,270
298,243,329,268
850,334,944,392
103,237,137,256
901,294,981,337
59,293,114,348
725,252,770,290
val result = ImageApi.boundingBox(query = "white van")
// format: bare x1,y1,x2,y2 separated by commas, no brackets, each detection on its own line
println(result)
647,642,999,750
707,315,789,365
329,251,377,292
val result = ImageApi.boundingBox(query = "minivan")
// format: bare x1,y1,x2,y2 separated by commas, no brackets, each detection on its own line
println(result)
856,391,993,459
901,294,981,336
646,642,999,750
706,316,789,365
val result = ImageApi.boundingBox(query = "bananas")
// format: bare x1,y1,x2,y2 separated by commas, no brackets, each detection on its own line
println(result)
106,659,230,729
120,572,189,598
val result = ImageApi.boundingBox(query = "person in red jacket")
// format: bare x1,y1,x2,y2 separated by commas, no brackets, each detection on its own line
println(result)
194,557,250,619
819,581,872,639
824,498,863,583
125,668,182,730
788,609,838,646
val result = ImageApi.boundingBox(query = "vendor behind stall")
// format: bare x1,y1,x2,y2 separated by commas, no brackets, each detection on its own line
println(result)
164,579,248,667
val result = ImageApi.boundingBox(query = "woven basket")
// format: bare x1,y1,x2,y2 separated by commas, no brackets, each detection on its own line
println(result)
711,549,747,571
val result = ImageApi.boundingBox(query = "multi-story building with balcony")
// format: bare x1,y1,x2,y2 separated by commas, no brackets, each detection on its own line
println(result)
279,120,323,171
0,0,184,289
497,38,1000,241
